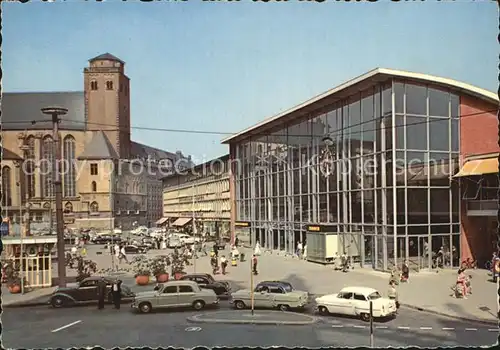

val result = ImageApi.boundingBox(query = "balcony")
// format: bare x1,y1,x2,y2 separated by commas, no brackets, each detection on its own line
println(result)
466,199,498,217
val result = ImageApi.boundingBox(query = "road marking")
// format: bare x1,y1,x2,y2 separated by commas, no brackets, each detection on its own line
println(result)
488,329,499,332
397,326,410,330
375,326,388,329
353,325,366,329
420,327,432,330
331,325,344,328
465,328,477,331
51,320,82,333
442,328,455,331
185,327,202,332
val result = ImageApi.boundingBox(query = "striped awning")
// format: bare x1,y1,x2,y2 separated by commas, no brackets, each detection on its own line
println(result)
172,217,192,227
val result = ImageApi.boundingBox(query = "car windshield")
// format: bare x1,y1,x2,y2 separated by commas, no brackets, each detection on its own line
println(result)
281,284,293,292
367,292,382,300
206,275,215,283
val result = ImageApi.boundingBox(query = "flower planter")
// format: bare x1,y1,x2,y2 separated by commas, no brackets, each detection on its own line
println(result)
156,273,169,283
135,275,150,285
8,284,21,294
173,272,185,280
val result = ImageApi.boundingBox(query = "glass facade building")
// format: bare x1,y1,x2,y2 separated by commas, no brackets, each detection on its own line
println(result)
229,77,467,271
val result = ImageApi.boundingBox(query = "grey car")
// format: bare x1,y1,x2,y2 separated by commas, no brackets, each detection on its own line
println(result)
131,280,219,313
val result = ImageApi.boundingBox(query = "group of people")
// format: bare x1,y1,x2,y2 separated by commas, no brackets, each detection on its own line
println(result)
97,277,123,310
111,244,129,264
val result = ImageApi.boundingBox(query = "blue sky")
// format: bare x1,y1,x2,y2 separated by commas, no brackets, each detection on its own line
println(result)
3,1,497,162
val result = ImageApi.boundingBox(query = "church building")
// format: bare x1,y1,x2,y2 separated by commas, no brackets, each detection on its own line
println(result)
1,53,192,231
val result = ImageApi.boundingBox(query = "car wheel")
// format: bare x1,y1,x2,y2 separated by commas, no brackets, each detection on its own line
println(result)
234,300,246,309
139,302,152,314
318,306,329,315
192,300,205,310
278,304,290,312
51,296,67,308
360,313,370,322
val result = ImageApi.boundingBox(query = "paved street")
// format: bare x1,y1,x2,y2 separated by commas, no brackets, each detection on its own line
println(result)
2,302,498,348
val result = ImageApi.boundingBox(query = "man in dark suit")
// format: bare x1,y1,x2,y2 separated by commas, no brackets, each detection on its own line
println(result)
97,277,107,310
112,279,122,309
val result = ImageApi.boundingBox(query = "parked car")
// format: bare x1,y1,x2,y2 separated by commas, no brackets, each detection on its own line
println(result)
123,244,148,254
92,234,122,245
131,280,219,313
179,273,231,297
230,281,309,311
49,276,135,308
167,235,183,248
314,286,397,321
214,238,226,250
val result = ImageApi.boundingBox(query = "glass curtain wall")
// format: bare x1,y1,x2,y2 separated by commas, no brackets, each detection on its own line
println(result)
234,79,460,270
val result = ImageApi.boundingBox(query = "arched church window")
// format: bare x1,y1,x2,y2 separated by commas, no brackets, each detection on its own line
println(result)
90,81,98,90
106,81,113,90
91,181,97,192
90,202,99,213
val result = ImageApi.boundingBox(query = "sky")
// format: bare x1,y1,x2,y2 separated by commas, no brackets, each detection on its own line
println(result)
3,0,497,163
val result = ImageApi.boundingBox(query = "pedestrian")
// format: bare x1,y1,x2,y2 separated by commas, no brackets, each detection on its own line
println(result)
254,241,261,256
120,245,129,263
296,241,303,259
112,279,122,309
234,236,239,247
400,260,409,283
387,280,399,312
213,243,219,258
211,255,219,274
220,255,228,275
252,254,258,275
114,243,120,263
97,277,106,310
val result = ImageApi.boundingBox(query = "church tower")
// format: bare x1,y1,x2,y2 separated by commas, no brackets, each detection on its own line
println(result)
84,53,131,158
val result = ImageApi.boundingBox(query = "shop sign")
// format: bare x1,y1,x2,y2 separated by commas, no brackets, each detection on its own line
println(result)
235,221,251,228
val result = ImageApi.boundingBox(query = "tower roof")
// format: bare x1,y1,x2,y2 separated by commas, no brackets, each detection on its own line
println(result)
89,53,124,64
78,131,119,160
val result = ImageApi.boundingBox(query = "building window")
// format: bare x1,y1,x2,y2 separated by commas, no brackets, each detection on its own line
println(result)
1,166,12,206
106,81,113,90
90,81,98,90
25,136,36,198
90,201,99,212
90,163,98,176
91,181,97,192
41,136,54,197
63,135,76,197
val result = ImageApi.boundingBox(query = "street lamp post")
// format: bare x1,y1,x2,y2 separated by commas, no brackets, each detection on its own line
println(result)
192,184,197,274
109,172,116,271
14,162,25,294
41,106,68,288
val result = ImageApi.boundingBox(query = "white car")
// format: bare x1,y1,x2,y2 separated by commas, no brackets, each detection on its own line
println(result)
315,286,397,321
176,234,199,245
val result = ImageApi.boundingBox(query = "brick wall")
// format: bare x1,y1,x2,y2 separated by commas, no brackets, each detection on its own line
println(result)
459,94,498,263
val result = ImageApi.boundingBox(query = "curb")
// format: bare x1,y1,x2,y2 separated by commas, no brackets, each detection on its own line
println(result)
401,303,497,326
3,300,50,308
187,311,318,326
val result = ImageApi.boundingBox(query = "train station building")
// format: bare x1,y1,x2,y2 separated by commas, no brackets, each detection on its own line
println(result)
222,68,498,271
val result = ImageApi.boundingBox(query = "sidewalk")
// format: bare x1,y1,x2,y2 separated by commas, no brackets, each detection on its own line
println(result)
185,248,498,324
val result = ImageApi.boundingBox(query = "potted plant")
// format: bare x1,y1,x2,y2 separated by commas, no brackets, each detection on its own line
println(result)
151,255,171,283
2,259,28,294
170,250,186,280
131,255,151,285
66,256,97,282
